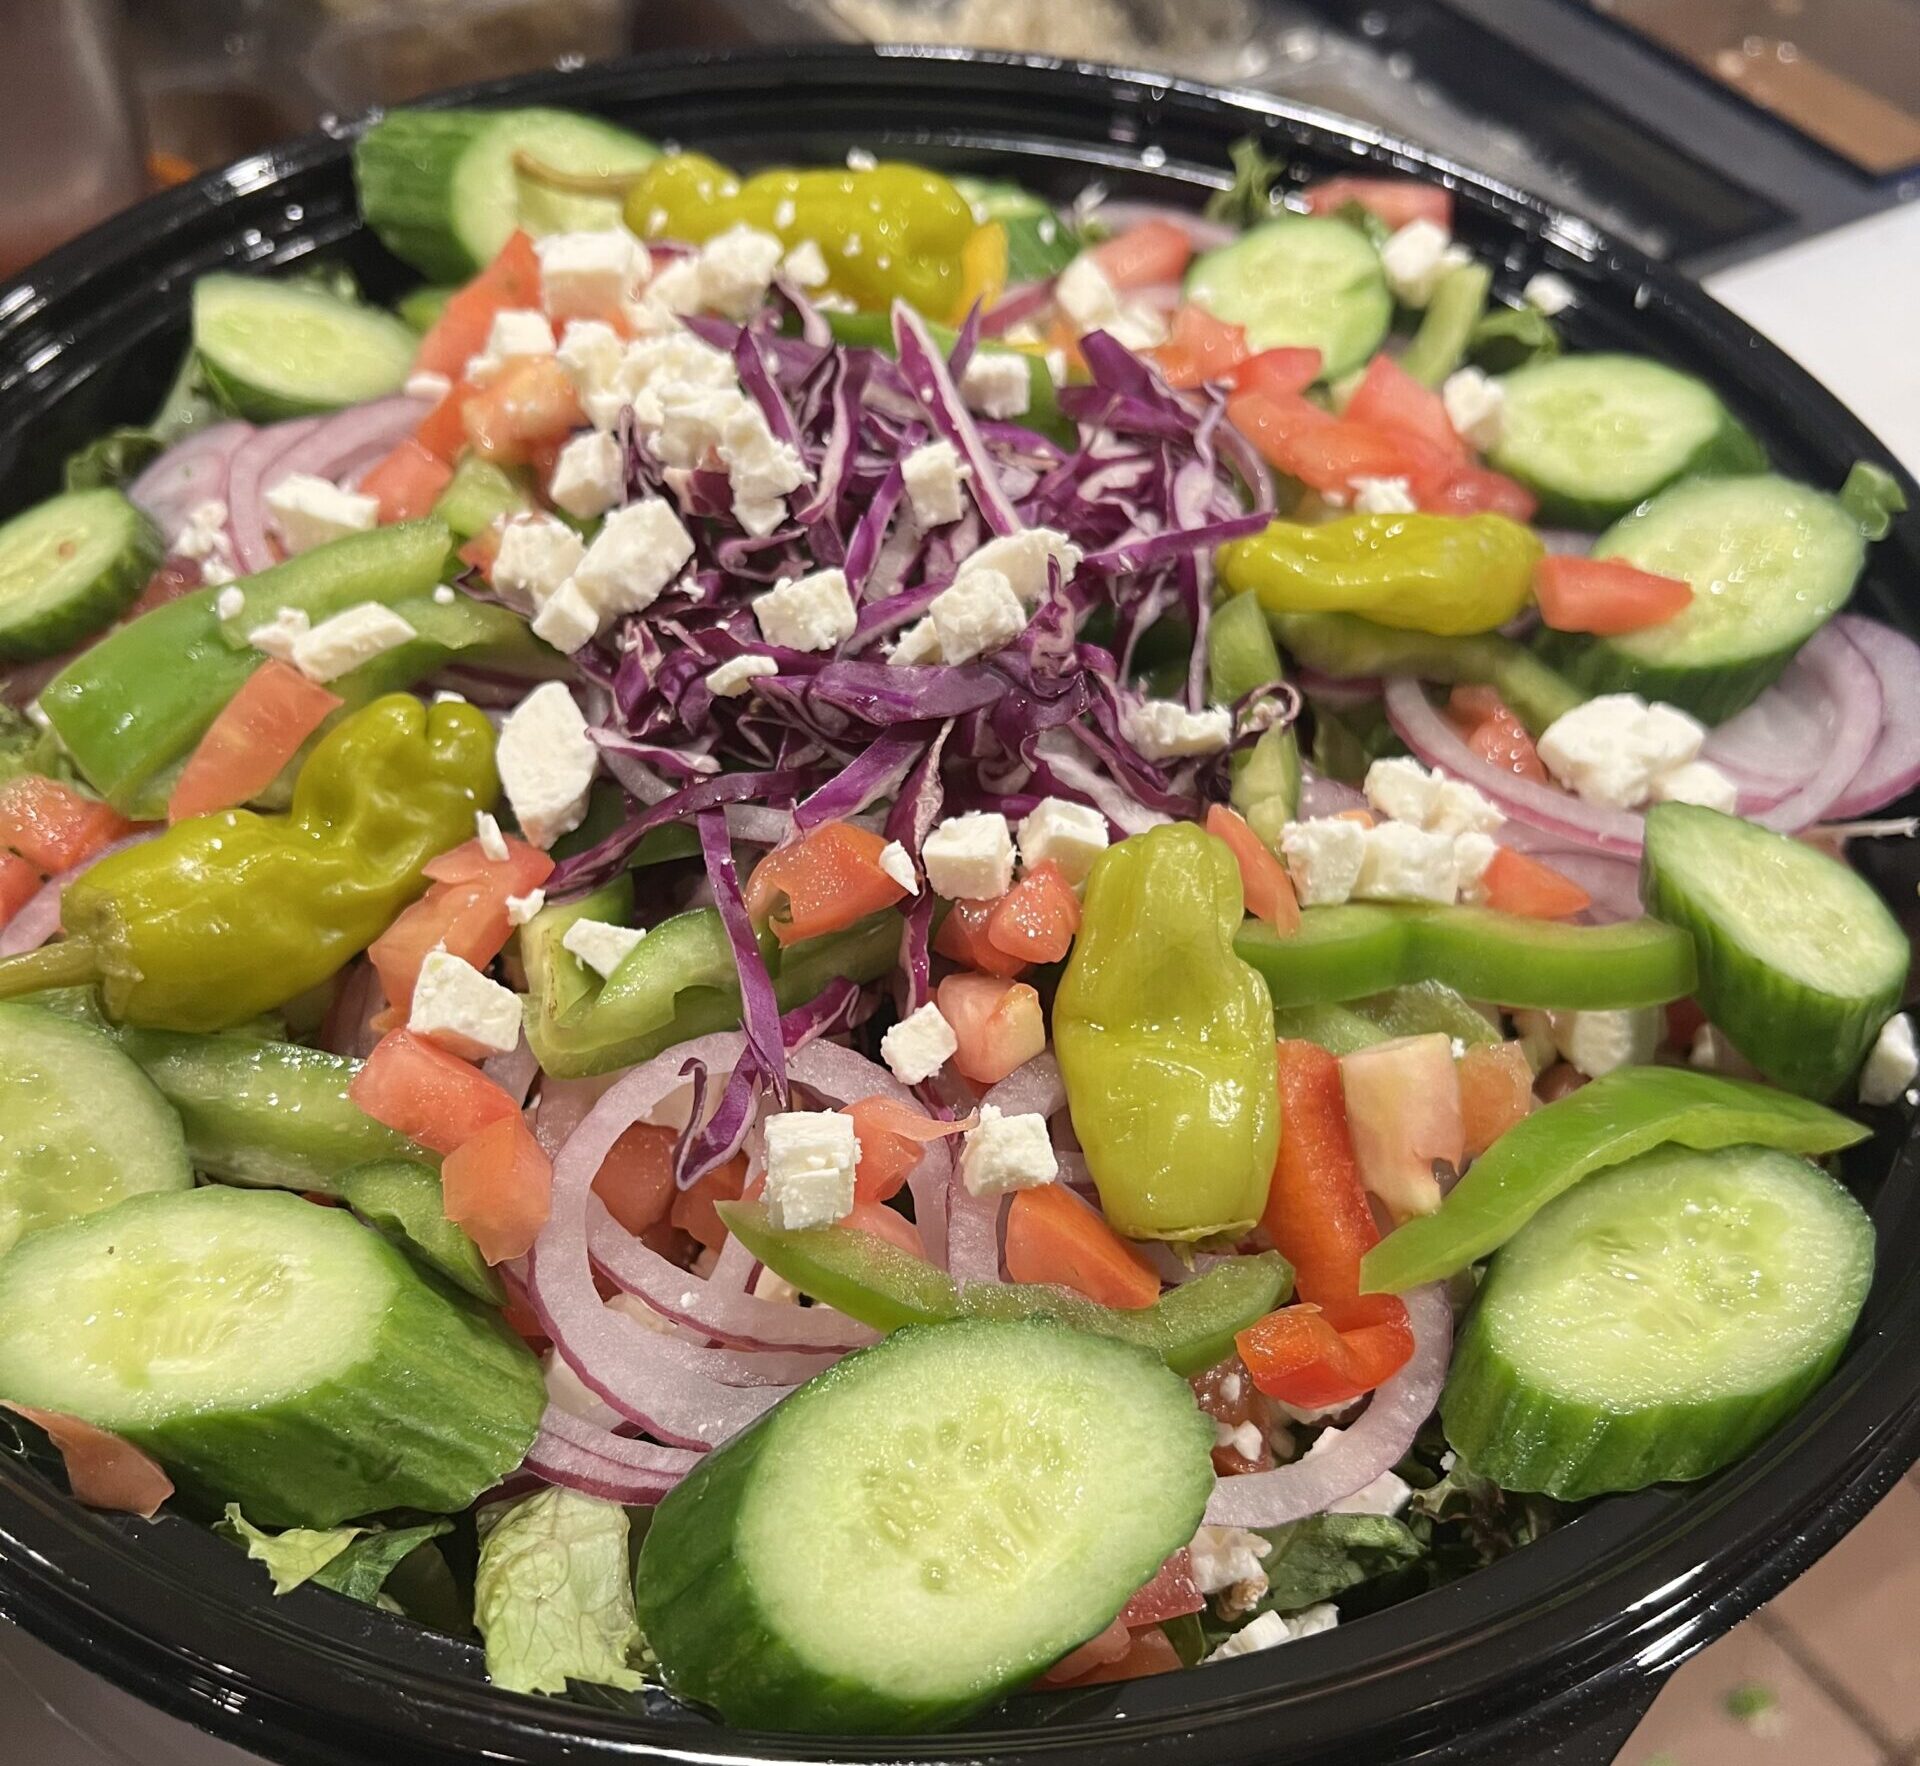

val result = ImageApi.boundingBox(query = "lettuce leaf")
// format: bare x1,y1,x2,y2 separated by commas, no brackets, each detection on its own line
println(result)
310,1519,453,1606
1253,1512,1425,1615
218,1504,365,1595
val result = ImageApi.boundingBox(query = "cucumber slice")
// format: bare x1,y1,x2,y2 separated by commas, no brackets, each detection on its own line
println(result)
1185,217,1392,379
431,455,531,543
1442,1144,1873,1499
0,489,161,661
1489,355,1765,529
635,1319,1214,1733
0,1186,543,1526
193,275,419,421
0,1004,191,1259
1642,802,1908,1098
354,108,657,283
1539,474,1866,721
339,1158,503,1305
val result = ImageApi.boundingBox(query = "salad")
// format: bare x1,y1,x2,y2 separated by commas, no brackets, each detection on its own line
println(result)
0,103,1910,1736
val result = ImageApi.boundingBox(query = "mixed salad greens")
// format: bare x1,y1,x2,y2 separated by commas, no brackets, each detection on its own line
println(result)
0,104,1911,1734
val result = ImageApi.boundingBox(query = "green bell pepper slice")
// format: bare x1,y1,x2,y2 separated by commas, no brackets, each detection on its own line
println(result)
1361,1066,1870,1293
1399,260,1492,387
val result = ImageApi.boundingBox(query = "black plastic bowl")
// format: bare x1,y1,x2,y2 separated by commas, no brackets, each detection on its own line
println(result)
1,45,1917,1766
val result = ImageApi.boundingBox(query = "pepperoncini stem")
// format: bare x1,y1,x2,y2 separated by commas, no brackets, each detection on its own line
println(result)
0,941,101,1001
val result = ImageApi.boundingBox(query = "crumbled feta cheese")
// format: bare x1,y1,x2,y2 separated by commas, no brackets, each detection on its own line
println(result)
1539,1005,1663,1078
213,584,246,622
928,565,1026,664
1353,820,1460,904
536,229,649,321
548,430,626,520
1524,271,1576,316
173,499,238,585
1016,797,1109,885
643,255,704,317
1351,474,1418,515
845,146,879,172
572,497,695,618
900,438,971,528
1430,779,1505,838
880,1001,957,1086
246,605,311,661
1453,830,1499,900
1215,1419,1265,1460
1122,697,1232,761
1381,218,1471,307
404,369,453,403
781,238,830,288
1364,756,1441,827
530,579,600,653
719,400,807,535
961,528,1082,605
1442,366,1505,451
1860,1012,1918,1105
562,917,646,980
432,689,466,704
1052,253,1169,349
1205,1605,1339,1662
959,1106,1059,1197
753,567,857,652
958,350,1031,420
705,654,779,698
555,318,624,406
763,1110,859,1230
466,308,554,385
288,602,417,683
693,225,786,321
888,617,941,666
752,1266,799,1305
1650,759,1739,814
1305,1427,1415,1515
1189,1526,1272,1596
475,811,509,863
433,584,457,606
264,473,379,555
506,889,546,928
1280,818,1368,907
497,681,598,848
1537,694,1706,810
877,840,917,894
407,950,522,1059
922,812,1017,900
493,516,586,606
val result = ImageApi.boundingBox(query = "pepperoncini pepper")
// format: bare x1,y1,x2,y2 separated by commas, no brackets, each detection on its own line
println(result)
624,152,986,321
1219,512,1544,637
1054,824,1281,1242
14,696,497,1032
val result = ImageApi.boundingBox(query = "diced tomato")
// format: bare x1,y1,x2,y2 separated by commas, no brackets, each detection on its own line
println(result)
1231,346,1323,401
415,378,476,463
844,1199,927,1259
1301,176,1451,231
423,833,553,891
1205,805,1301,934
593,1121,678,1235
442,1112,554,1264
0,776,133,873
371,834,553,1016
1005,1183,1159,1310
1263,1040,1380,1304
671,1153,749,1253
0,852,41,926
1344,354,1467,465
1237,1291,1414,1408
1119,1549,1206,1626
1155,305,1249,390
1449,687,1548,784
500,1281,550,1351
842,1095,969,1203
933,897,1029,978
166,661,342,824
1422,463,1538,520
1457,1039,1535,1161
2,1405,173,1517
361,436,455,524
986,859,1081,965
1338,1033,1464,1220
744,821,909,947
1061,1625,1184,1686
935,973,1046,1086
350,1028,522,1155
462,356,583,466
1090,220,1194,290
412,232,543,380
1537,1061,1588,1102
1446,682,1506,729
127,558,207,618
1534,555,1693,635
1042,1618,1134,1686
1477,846,1590,920
1226,389,1451,500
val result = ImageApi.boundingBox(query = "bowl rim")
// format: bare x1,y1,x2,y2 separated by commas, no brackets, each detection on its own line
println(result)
1,41,1917,1766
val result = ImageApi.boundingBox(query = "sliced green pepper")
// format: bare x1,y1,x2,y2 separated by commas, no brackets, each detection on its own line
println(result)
1358,980,1501,1046
1055,824,1280,1242
719,1199,1293,1377
1399,261,1492,387
1207,593,1302,848
213,520,453,646
1271,999,1388,1055
1361,1067,1870,1293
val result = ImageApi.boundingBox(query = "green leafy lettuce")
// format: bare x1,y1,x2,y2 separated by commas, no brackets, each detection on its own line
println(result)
1205,138,1288,229
219,1504,366,1595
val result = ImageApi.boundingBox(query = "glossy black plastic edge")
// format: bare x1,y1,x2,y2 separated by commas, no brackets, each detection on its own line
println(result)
0,44,1916,1766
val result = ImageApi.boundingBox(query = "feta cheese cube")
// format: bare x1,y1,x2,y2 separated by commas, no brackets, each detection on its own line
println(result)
1651,759,1739,814
1016,797,1109,885
536,229,649,321
901,439,971,528
497,681,598,848
1306,1426,1414,1515
763,1110,858,1230
433,584,457,605
562,917,646,980
1189,1525,1271,1596
506,889,546,927
781,239,830,288
214,584,246,622
1453,830,1499,900
404,369,452,403
1122,697,1232,761
1055,255,1123,332
172,499,238,586
1860,1012,1917,1105
705,654,778,698
1537,694,1706,810
922,811,1017,900
1351,474,1418,515
753,568,857,653
880,1000,957,1086
1548,1005,1662,1078
1381,219,1470,307
697,225,786,320
289,602,417,683
548,430,626,520
493,516,586,606
1442,366,1505,451
1364,756,1441,827
1353,821,1459,904
1204,1605,1339,1663
475,811,509,863
1429,778,1505,837
1280,817,1368,907
264,473,379,555
246,605,310,661
877,840,918,894
529,579,601,653
572,498,695,618
644,254,704,316
719,402,807,535
959,1106,1058,1197
846,146,878,172
888,617,941,666
961,528,1083,605
928,565,1025,664
467,307,555,383
407,950,523,1059
958,351,1031,419
556,318,625,407
1523,271,1576,315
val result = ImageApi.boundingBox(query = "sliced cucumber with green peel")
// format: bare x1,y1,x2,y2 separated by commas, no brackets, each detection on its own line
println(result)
1185,216,1392,379
1489,355,1765,528
1442,1144,1873,1499
635,1319,1214,1733
1642,802,1908,1098
193,275,419,421
1538,474,1865,720
0,489,160,661
0,1186,544,1526
354,107,657,283
0,1004,191,1260
339,1159,503,1306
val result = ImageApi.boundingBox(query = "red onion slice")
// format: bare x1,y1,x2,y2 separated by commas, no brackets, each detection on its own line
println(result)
265,396,430,494
1204,1284,1451,1527
981,1051,1065,1120
524,1404,703,1504
1745,625,1883,833
227,418,325,575
1294,666,1385,712
1295,767,1369,821
0,828,160,958
127,422,253,537
482,1035,541,1108
1828,615,1920,817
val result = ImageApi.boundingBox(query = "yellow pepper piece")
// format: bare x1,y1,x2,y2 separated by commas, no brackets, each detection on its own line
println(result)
953,220,1008,324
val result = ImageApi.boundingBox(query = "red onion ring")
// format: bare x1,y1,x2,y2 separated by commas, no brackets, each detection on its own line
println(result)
0,828,160,958
980,280,1058,338
1828,614,1920,818
482,1035,541,1108
126,421,253,537
265,396,430,494
226,418,324,575
1296,767,1369,821
523,1404,703,1504
981,1051,1065,1120
1745,625,1883,833
1294,666,1386,711
1203,1284,1451,1527
316,958,385,1060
